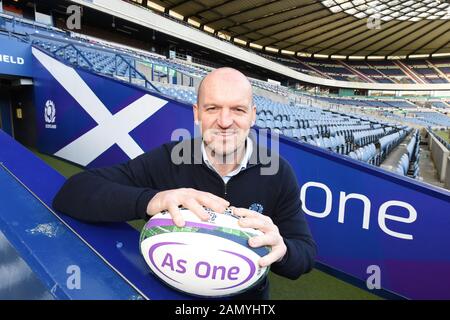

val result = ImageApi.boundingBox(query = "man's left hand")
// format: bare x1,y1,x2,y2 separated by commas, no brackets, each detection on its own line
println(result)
232,207,287,267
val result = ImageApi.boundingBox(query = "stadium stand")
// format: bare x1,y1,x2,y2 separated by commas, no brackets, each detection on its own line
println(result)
0,10,448,184
389,112,450,127
394,130,421,178
0,13,207,90
431,101,450,109
262,53,450,85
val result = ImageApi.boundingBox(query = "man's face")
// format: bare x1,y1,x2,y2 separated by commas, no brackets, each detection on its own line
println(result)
194,70,256,159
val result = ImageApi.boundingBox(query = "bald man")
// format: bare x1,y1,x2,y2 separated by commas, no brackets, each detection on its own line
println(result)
53,68,316,300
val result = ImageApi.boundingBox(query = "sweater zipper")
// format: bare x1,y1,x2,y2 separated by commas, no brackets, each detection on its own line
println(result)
202,162,258,198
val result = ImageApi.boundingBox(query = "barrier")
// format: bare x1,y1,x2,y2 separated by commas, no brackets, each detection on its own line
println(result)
446,156,450,189
429,131,450,182
0,130,193,300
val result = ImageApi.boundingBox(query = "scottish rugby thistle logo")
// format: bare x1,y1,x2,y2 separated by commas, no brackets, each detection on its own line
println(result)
44,100,57,129
249,203,264,213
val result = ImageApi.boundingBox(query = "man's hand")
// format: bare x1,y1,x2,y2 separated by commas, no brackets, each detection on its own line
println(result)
233,207,287,268
147,188,229,227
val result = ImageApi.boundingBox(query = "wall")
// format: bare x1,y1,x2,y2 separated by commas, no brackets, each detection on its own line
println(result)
0,37,33,78
446,156,450,189
429,133,450,182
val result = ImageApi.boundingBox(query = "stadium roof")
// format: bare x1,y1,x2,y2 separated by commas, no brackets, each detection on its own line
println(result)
135,0,450,59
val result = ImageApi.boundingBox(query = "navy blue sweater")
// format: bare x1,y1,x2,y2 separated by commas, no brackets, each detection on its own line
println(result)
53,138,317,299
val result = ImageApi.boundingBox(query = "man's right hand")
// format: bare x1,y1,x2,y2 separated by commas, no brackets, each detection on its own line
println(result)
146,188,230,227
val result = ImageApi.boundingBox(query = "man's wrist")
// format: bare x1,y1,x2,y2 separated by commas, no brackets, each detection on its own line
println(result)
145,189,163,216
276,251,288,264
275,242,288,264
146,192,162,215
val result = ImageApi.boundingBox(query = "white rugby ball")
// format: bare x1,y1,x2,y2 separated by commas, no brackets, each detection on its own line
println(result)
139,208,270,297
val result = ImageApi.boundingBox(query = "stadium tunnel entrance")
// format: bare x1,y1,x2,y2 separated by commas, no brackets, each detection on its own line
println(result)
0,76,36,147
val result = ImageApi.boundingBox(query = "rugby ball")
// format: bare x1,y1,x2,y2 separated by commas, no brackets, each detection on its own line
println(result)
139,208,270,297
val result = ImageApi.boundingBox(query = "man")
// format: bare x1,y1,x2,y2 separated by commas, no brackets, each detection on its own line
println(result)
53,67,316,299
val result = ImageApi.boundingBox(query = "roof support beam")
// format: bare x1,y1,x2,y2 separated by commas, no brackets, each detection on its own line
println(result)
165,0,192,12
408,23,450,56
202,0,279,27
345,20,421,56
386,20,446,57
320,20,403,56
281,18,367,52
260,13,351,49
365,20,436,57
230,2,321,38
432,38,450,55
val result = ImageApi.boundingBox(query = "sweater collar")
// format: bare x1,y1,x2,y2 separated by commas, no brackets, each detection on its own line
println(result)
192,132,261,170
201,137,253,177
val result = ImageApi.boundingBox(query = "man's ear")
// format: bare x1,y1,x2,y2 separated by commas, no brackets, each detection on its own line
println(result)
193,104,199,125
252,104,257,126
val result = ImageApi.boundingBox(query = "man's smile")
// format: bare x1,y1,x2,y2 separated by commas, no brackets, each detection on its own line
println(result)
213,131,238,137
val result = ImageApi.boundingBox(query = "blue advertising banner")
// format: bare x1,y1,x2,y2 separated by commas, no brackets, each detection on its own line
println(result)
278,136,450,299
32,47,194,168
32,47,450,299
0,38,32,77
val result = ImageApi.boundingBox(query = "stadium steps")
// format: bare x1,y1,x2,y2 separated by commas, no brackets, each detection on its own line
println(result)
417,146,445,189
380,131,415,172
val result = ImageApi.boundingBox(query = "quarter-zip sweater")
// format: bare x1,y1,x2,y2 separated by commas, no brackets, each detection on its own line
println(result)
53,138,317,299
